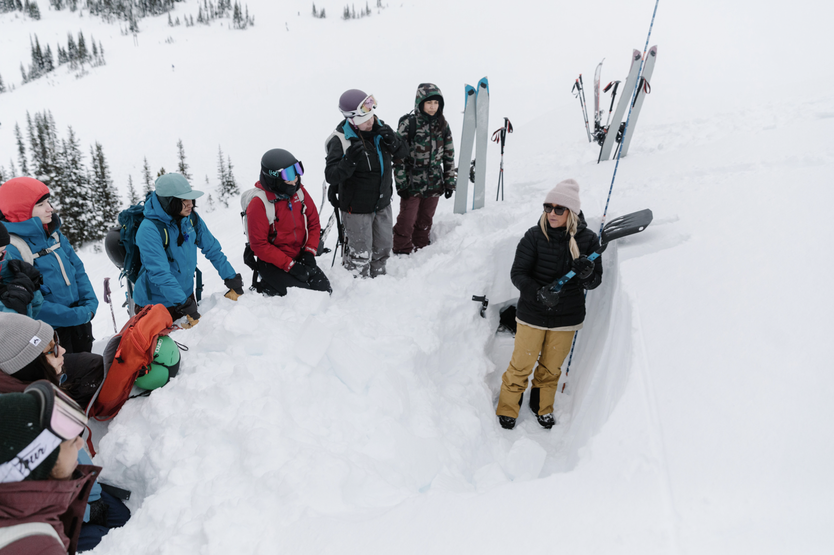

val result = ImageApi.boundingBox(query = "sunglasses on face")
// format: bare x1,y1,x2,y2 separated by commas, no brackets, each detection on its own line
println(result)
543,204,568,215
46,331,60,358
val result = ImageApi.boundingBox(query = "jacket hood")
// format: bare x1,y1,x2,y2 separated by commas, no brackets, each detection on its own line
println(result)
415,83,444,114
0,177,50,223
143,192,175,225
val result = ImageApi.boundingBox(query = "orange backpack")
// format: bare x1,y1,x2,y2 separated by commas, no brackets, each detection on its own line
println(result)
86,304,173,421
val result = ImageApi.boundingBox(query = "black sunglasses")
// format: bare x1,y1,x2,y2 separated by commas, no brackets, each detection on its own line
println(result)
543,204,567,215
46,331,60,358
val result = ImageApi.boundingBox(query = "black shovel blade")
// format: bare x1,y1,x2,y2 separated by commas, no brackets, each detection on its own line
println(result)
600,209,653,245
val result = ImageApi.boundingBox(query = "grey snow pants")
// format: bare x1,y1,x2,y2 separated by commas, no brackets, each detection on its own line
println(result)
341,204,393,278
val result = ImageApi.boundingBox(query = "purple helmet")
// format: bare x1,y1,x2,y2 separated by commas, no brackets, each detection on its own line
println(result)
339,89,376,124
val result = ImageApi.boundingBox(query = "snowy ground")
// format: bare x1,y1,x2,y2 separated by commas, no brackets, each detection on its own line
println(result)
2,1,834,553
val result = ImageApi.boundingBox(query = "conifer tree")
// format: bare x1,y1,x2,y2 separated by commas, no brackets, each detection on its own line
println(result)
77,31,88,64
58,127,91,246
15,123,28,176
176,139,192,181
0,73,6,93
89,141,120,241
141,157,154,195
28,111,61,198
127,175,140,204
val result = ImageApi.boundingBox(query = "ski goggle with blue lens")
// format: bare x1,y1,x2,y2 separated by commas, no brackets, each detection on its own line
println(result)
268,161,305,182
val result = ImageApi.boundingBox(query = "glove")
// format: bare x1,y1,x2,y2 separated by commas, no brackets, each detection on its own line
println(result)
572,256,595,280
181,314,199,329
345,142,365,163
7,260,43,289
536,286,561,308
176,297,201,320
298,251,317,268
444,188,454,199
224,289,242,301
224,273,244,295
397,189,407,199
288,262,312,283
328,184,340,209
87,498,110,527
0,284,33,315
378,124,397,146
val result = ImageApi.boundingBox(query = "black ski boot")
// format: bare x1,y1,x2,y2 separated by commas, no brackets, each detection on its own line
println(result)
498,416,516,430
535,413,555,429
529,388,555,429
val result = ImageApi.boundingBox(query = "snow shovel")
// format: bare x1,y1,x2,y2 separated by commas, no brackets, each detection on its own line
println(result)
547,208,653,294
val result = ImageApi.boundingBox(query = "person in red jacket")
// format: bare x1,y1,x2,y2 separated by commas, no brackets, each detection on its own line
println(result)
244,149,331,296
0,384,100,555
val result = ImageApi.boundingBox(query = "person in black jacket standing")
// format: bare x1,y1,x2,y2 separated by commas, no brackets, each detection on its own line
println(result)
496,179,603,430
325,89,408,278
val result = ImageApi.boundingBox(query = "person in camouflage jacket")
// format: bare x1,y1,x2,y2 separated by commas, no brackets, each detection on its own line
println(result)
392,83,456,254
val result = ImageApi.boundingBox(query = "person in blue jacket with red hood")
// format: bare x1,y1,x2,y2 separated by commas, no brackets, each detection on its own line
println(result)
132,173,243,327
0,177,98,354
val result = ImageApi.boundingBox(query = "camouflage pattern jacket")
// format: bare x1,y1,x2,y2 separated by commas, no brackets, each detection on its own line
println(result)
394,83,456,198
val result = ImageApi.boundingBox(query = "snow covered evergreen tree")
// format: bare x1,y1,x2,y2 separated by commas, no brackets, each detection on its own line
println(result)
57,127,92,246
176,139,192,181
0,73,6,93
27,111,61,197
127,175,140,205
216,147,239,207
141,157,154,196
15,123,28,176
89,141,120,241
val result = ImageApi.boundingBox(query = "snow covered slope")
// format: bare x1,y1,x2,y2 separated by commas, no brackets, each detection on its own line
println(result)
2,1,833,553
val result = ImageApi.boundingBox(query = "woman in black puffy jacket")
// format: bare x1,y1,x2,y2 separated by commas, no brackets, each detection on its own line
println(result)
496,179,603,430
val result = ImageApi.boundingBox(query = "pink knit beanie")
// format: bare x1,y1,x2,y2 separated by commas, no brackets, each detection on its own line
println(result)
544,179,581,214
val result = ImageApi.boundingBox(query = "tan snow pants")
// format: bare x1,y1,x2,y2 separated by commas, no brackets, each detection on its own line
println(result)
496,323,575,418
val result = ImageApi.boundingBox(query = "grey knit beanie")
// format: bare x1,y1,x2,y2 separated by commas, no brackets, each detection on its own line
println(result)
544,179,581,215
0,392,61,481
0,313,54,375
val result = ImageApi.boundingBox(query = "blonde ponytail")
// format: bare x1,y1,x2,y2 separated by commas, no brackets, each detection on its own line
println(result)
566,211,580,259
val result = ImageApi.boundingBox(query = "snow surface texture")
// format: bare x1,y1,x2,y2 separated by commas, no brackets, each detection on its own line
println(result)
2,1,834,553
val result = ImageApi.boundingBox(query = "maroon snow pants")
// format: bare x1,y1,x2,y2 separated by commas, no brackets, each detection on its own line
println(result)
392,195,440,254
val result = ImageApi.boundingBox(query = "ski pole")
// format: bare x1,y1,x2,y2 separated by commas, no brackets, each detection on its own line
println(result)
491,118,513,201
572,75,592,142
103,277,118,333
331,209,345,268
562,0,661,393
603,80,621,129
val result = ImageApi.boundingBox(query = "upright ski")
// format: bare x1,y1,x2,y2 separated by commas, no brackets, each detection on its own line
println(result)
592,59,604,144
454,84,477,215
598,50,641,163
619,45,658,157
472,77,489,210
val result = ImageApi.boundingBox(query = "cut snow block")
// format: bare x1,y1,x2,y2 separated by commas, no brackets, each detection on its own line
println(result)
294,315,333,368
504,437,546,481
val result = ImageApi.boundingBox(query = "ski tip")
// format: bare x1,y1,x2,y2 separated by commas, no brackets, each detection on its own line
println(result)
465,84,476,95
632,49,642,61
477,76,489,94
649,45,658,57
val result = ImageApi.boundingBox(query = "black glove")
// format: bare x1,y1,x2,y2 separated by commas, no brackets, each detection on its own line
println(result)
536,286,560,308
298,251,317,268
224,273,244,295
572,256,595,280
328,184,340,209
0,284,33,315
176,297,201,320
378,124,397,146
397,189,407,199
87,498,110,527
345,142,365,163
7,259,43,289
444,188,454,199
288,262,312,283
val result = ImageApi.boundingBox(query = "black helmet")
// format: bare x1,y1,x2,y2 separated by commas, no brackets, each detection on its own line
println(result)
260,149,303,197
104,226,125,269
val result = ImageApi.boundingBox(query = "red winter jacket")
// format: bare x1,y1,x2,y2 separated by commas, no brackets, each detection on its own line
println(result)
246,182,321,272
0,465,100,555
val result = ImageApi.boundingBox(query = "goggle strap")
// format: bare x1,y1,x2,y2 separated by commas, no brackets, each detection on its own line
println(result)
0,429,62,483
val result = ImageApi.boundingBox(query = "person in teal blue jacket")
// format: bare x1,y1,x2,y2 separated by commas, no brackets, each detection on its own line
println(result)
0,177,98,353
132,173,243,326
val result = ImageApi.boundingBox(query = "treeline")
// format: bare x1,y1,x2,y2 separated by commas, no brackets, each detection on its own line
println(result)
0,0,42,19
21,31,106,85
0,111,120,248
0,0,186,33
341,0,384,20
166,0,253,29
